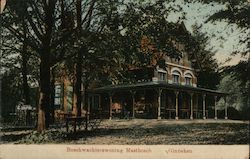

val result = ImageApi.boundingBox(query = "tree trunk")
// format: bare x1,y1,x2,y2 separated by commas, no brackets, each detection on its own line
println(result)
75,0,82,117
21,45,30,105
75,49,83,117
83,84,89,130
50,67,55,123
37,0,56,132
37,53,51,132
21,24,30,105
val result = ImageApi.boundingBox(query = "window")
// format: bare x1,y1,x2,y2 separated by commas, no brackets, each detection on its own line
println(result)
184,73,193,86
54,84,63,109
173,74,179,84
185,77,192,85
158,72,166,81
66,85,73,112
172,70,181,84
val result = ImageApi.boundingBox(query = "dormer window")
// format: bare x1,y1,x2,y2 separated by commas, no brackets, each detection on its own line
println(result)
172,70,181,84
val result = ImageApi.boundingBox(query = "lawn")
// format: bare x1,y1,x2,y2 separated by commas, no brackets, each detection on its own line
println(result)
0,119,249,144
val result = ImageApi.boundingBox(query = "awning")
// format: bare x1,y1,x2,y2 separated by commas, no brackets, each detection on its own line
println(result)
89,81,228,96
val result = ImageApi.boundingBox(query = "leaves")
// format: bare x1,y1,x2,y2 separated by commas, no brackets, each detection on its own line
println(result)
207,4,250,29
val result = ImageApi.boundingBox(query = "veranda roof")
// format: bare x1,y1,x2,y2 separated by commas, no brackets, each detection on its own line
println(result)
90,81,228,96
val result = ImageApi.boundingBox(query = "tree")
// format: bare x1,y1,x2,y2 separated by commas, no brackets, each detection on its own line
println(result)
107,1,192,76
62,0,192,118
217,71,250,120
1,69,23,119
2,0,79,131
117,1,221,89
193,0,249,116
1,18,39,113
188,24,220,89
67,0,126,117
94,0,219,86
195,0,249,56
217,74,244,110
220,60,250,120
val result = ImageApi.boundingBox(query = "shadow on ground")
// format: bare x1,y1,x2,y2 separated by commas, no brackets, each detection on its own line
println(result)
65,123,249,144
1,121,249,144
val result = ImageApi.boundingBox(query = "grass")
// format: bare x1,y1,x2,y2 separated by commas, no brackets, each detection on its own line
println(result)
0,119,249,144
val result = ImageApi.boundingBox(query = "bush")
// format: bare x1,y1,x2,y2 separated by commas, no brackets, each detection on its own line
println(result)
240,106,250,120
218,107,241,120
17,129,67,144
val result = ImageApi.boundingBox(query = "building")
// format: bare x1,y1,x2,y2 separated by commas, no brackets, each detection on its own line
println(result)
53,24,228,121
89,49,228,120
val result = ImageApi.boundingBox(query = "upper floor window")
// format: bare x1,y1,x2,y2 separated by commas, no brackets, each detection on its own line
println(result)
185,77,192,85
158,72,166,81
172,70,181,84
157,67,167,81
184,73,193,86
173,75,179,84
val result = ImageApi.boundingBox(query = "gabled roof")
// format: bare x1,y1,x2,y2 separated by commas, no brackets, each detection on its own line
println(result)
90,81,228,96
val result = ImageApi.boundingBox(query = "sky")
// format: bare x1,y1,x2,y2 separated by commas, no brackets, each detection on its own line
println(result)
166,0,249,66
0,0,7,13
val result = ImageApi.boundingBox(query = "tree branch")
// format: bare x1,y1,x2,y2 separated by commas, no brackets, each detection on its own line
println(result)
80,0,96,27
6,26,40,52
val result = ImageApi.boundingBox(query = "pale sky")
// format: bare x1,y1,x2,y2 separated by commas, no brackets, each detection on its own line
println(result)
166,0,249,67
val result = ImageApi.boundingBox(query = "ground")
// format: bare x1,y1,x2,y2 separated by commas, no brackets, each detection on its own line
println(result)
0,119,249,144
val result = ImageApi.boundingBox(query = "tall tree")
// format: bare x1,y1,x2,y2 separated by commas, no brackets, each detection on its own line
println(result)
194,0,249,113
20,20,31,105
1,1,31,106
188,24,220,89
2,0,79,131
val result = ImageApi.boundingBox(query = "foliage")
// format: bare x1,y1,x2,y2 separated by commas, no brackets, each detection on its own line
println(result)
17,129,67,144
224,60,250,90
218,107,241,120
2,0,97,130
217,73,246,111
194,0,249,118
1,69,23,117
1,69,38,119
188,24,220,89
119,1,188,66
193,0,249,28
192,0,249,56
58,0,129,88
64,0,194,86
218,60,250,120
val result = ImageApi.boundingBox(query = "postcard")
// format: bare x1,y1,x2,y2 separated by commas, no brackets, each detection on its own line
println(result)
0,0,249,158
